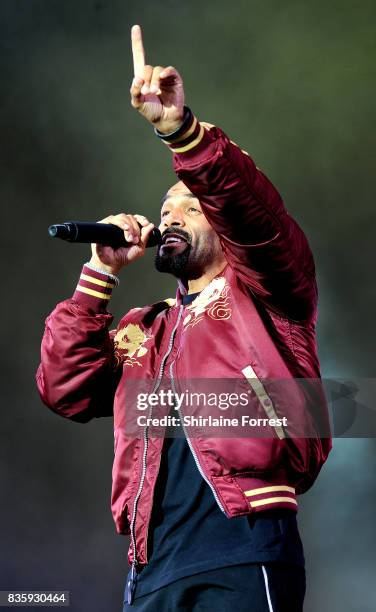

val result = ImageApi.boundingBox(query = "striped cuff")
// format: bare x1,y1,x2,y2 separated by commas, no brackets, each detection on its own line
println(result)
73,264,117,311
244,483,298,511
157,107,212,158
84,261,120,286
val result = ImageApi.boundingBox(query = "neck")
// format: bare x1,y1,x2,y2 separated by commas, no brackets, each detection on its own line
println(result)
185,260,227,294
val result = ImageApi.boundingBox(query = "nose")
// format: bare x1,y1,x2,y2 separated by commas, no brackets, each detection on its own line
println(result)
163,209,185,227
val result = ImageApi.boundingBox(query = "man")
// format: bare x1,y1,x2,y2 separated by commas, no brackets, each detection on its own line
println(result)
36,25,331,611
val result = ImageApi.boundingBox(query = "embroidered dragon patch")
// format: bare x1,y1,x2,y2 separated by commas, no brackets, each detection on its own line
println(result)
183,276,232,329
113,323,151,367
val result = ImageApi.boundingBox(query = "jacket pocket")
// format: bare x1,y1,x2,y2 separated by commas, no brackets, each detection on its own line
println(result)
241,364,286,440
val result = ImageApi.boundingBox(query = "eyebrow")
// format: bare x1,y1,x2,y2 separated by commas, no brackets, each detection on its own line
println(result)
161,192,198,205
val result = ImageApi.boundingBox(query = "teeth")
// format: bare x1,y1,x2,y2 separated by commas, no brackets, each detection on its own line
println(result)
165,236,183,244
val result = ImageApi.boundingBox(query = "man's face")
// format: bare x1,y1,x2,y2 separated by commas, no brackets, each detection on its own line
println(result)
155,181,224,280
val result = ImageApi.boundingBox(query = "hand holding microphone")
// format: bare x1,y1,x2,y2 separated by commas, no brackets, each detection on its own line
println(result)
90,213,159,276
49,213,161,276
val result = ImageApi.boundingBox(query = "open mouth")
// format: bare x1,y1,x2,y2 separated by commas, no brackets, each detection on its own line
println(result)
160,231,190,251
162,234,188,245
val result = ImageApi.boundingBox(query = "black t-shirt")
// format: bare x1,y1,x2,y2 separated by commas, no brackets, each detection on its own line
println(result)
134,292,305,599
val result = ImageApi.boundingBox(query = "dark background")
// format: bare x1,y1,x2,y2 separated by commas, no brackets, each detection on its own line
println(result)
1,1,375,610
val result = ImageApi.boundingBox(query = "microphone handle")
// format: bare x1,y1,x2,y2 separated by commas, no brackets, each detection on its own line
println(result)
48,221,161,248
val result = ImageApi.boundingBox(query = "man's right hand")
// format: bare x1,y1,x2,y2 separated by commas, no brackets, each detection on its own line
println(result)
89,213,155,276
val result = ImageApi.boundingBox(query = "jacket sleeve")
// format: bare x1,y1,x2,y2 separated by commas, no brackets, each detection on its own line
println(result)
36,264,122,423
161,114,317,321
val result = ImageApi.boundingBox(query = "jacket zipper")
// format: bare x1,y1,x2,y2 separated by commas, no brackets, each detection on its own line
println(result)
168,361,226,514
127,305,184,589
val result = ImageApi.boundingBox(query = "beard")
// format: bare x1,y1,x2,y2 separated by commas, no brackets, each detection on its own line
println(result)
154,228,212,281
155,241,213,280
155,228,222,280
155,243,196,278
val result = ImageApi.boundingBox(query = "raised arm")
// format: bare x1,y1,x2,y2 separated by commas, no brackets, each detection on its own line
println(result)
129,25,317,321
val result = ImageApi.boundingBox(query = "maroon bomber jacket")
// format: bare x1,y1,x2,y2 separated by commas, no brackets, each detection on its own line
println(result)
36,113,332,568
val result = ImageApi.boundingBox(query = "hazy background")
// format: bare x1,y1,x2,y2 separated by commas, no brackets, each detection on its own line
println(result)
1,1,375,610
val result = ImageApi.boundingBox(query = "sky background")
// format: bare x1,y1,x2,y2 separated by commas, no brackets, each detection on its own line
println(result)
1,1,375,610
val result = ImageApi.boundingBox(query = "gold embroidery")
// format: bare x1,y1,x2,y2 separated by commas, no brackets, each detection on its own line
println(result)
164,298,176,307
114,323,150,367
183,277,232,329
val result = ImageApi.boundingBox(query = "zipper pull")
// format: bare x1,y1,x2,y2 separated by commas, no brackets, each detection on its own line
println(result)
125,562,138,605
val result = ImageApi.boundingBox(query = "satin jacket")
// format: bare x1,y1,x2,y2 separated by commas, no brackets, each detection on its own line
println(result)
36,113,331,567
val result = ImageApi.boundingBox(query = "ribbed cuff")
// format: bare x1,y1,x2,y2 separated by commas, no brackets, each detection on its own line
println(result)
73,264,117,312
156,106,213,159
84,261,120,285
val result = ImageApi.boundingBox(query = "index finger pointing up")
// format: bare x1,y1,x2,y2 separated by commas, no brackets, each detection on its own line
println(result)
131,24,146,76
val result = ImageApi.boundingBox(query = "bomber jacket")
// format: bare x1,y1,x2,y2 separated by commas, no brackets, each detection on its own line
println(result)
36,112,332,568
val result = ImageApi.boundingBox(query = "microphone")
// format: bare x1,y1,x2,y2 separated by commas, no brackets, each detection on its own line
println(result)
48,221,161,248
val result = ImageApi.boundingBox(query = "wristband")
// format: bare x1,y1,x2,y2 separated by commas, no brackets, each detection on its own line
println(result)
154,106,193,142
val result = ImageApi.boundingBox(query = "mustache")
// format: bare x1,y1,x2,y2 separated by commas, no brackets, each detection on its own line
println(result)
161,228,192,244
